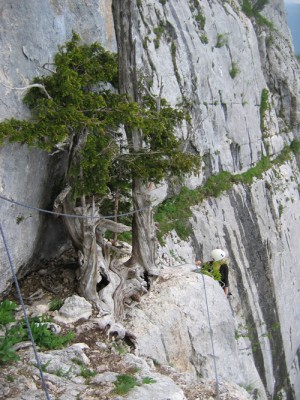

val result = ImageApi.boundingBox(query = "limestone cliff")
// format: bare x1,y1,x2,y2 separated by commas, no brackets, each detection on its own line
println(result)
0,1,300,399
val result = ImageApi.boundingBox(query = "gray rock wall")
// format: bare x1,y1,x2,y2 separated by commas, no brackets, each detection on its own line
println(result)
158,157,300,399
129,0,300,398
1,0,300,399
0,0,115,293
128,265,268,399
190,159,300,398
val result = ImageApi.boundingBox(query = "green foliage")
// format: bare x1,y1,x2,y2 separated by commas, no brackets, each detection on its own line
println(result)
195,12,206,30
290,139,300,155
229,61,239,79
159,0,168,5
0,300,20,364
6,374,15,382
153,23,165,48
112,342,129,355
49,299,64,311
155,144,296,241
235,321,280,352
203,171,234,197
28,319,75,350
189,0,200,12
114,374,139,395
253,0,269,12
216,33,228,48
200,35,208,44
0,300,17,325
260,88,269,132
0,300,74,365
0,33,200,206
171,42,181,84
278,204,284,217
155,186,203,243
242,0,273,28
54,366,72,378
80,365,97,379
142,376,156,384
237,156,272,184
242,0,253,16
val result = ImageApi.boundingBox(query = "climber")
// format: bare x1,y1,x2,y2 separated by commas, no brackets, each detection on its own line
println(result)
194,251,230,298
210,248,229,298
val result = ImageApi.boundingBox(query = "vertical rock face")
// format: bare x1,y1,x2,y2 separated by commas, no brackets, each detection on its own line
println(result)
127,265,269,399
0,0,116,292
188,161,300,399
1,0,300,399
115,1,300,398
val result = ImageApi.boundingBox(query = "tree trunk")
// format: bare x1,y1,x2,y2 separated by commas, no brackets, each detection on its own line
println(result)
112,0,159,276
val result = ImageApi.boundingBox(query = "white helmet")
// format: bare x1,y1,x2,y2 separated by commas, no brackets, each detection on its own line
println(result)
210,249,226,261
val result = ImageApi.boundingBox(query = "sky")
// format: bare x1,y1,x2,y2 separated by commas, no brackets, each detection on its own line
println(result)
284,1,300,54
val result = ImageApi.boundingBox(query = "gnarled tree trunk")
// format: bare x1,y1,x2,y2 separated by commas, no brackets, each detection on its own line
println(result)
112,0,159,277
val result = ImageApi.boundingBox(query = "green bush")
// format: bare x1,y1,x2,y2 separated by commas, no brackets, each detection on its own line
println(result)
195,12,206,30
260,88,269,132
142,376,156,384
49,299,64,311
0,300,17,325
80,365,97,379
154,143,296,241
216,33,228,48
290,139,300,155
28,319,75,350
242,0,273,28
114,374,139,395
229,61,239,79
0,300,74,365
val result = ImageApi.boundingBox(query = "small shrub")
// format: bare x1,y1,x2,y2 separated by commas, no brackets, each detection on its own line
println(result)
0,300,20,364
80,365,97,379
229,61,239,79
153,24,165,49
112,342,128,355
72,357,85,366
16,215,25,224
216,33,228,48
114,374,139,395
40,360,51,372
200,34,208,44
195,12,206,30
0,300,74,365
58,366,72,378
203,171,234,197
142,376,156,384
28,318,75,350
242,0,252,15
0,300,17,325
242,0,273,28
49,299,64,311
279,204,284,217
290,139,300,155
6,375,15,382
154,145,295,241
260,88,269,132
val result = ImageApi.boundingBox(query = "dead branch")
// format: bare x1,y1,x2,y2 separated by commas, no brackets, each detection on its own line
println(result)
0,82,52,99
